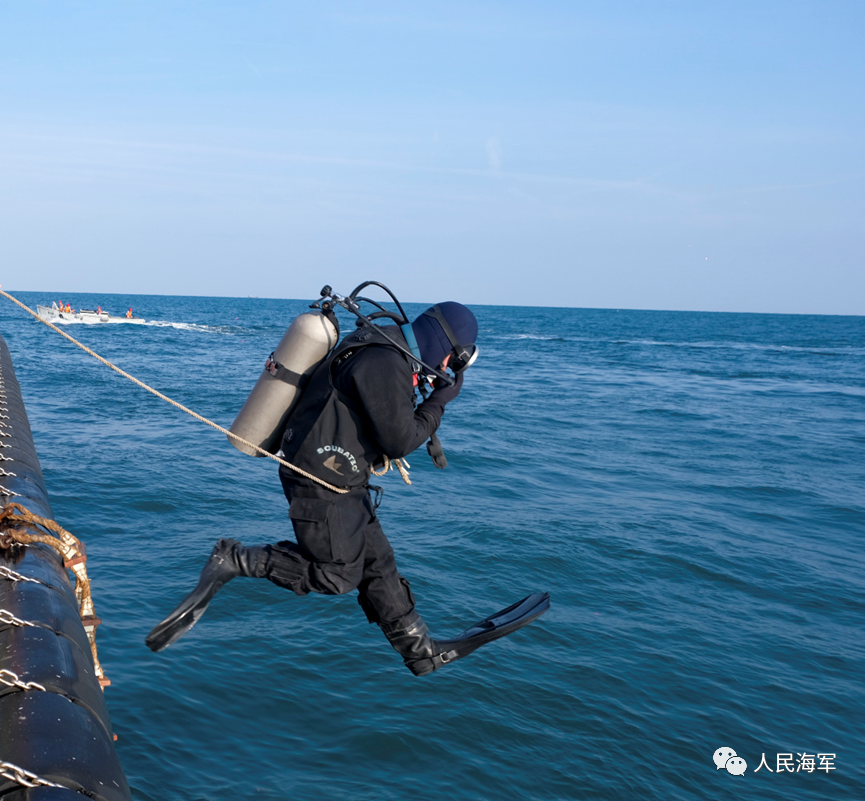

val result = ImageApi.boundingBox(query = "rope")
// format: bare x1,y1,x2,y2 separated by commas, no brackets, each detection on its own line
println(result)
0,287,348,494
0,502,110,688
370,455,412,485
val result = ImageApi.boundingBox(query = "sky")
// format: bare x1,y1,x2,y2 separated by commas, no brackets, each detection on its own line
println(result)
1,1,863,314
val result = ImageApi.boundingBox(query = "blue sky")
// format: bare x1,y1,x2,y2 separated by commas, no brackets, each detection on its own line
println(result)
2,1,863,313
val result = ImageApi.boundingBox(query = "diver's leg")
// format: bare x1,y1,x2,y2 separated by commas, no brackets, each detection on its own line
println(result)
145,539,267,652
264,488,365,596
355,507,415,622
352,510,442,676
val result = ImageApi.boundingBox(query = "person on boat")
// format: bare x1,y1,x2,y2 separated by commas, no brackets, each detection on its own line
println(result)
66,303,72,313
148,303,508,676
97,306,102,314
126,308,133,318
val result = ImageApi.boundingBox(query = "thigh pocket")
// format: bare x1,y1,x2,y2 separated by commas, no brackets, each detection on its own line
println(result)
288,498,334,562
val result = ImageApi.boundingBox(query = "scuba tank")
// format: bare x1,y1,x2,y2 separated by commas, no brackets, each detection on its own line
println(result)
228,311,339,456
229,282,472,460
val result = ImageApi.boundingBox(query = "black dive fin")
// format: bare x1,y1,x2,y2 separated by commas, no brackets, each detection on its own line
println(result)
430,591,550,669
145,539,262,653
145,582,213,653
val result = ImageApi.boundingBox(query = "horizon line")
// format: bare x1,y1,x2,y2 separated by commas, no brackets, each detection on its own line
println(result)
3,288,862,319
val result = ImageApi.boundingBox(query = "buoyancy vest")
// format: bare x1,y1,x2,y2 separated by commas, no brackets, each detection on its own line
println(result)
279,325,411,488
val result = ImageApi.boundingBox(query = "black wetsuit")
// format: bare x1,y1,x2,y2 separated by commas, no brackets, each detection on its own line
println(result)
263,336,447,625
145,306,549,673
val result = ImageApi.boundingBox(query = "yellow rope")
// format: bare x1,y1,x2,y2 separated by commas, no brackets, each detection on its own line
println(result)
0,503,110,689
0,287,348,494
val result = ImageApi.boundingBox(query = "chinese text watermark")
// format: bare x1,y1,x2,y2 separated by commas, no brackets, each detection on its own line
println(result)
713,747,837,777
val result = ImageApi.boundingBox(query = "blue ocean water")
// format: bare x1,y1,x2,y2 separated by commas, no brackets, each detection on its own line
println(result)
2,290,863,801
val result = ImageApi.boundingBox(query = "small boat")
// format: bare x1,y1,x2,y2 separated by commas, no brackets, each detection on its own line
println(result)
37,302,145,325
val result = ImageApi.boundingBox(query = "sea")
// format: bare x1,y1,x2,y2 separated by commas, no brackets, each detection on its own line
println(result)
2,291,863,801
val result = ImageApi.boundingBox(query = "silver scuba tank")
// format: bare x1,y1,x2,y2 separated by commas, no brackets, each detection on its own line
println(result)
228,311,339,456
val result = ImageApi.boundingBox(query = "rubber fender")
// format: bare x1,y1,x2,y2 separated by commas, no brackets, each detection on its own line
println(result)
0,443,49,478
0,335,132,801
229,311,338,456
3,787,88,800
0,626,113,741
0,693,130,801
0,470,53,519
0,546,73,599
0,577,94,657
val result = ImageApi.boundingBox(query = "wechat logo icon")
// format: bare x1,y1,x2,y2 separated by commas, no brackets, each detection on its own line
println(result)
713,747,747,776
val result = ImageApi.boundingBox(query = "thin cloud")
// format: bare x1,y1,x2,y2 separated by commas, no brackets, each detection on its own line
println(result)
486,137,502,174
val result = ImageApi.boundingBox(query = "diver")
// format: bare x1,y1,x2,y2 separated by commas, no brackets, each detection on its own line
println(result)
147,287,549,675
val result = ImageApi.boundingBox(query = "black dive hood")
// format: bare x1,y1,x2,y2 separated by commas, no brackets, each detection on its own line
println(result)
420,304,479,374
311,282,478,387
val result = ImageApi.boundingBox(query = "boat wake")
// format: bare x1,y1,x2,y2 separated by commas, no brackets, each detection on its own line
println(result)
144,320,237,334
35,305,236,334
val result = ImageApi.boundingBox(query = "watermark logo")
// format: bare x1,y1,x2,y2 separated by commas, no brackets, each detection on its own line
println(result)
726,756,748,776
713,747,746,775
754,753,836,774
714,748,837,776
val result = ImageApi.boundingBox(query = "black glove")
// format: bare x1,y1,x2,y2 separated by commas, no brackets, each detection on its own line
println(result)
427,370,464,406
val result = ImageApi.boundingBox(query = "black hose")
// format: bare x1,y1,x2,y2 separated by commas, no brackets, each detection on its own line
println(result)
322,283,456,386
